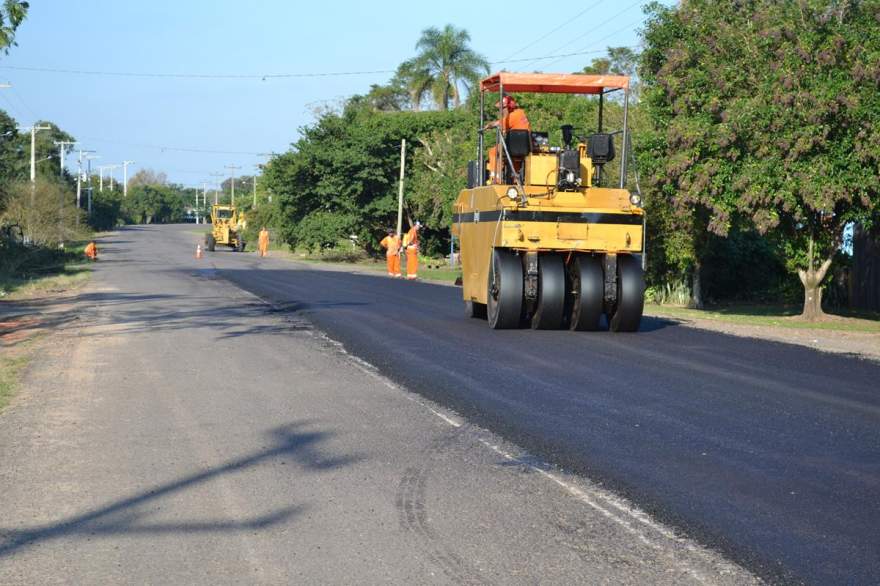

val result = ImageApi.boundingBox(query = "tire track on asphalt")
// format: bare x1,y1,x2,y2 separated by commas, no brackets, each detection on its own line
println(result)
395,431,494,586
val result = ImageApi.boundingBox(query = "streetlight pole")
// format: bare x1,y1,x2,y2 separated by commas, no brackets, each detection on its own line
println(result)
122,160,135,197
104,164,120,191
75,149,94,224
84,155,100,217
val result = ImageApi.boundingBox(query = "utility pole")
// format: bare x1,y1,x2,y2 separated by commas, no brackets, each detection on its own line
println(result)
252,167,258,208
23,124,52,183
202,182,209,220
224,164,241,205
54,140,76,174
210,172,225,205
397,139,406,237
122,160,135,197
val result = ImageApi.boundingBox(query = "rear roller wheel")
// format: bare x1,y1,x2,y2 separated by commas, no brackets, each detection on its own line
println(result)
531,254,566,329
465,300,487,319
609,255,645,332
487,249,523,329
569,255,604,331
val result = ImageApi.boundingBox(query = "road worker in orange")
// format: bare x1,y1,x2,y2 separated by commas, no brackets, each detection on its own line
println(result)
485,94,531,183
84,241,98,262
379,229,402,277
403,221,421,280
258,227,270,258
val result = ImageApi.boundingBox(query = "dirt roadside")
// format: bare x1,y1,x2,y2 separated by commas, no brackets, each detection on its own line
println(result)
645,309,880,362
0,287,85,411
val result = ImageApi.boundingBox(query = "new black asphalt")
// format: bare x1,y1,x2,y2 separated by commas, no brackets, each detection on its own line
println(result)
198,228,879,585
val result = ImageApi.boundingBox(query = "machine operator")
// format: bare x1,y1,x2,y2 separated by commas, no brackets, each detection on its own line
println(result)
485,94,531,183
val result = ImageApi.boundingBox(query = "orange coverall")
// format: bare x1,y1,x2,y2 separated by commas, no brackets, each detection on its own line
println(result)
258,229,270,257
403,226,420,280
488,107,531,182
380,234,402,277
84,242,98,261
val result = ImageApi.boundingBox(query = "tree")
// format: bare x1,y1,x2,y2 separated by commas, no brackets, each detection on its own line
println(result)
128,168,168,188
1,179,81,246
122,184,186,224
582,46,638,77
393,58,433,112
262,100,467,254
640,0,880,318
0,0,28,53
413,25,489,110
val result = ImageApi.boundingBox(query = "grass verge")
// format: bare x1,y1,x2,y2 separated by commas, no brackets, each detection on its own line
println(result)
1,239,92,300
0,336,41,412
645,303,880,333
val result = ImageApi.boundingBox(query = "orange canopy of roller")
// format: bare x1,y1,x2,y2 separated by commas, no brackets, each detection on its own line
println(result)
480,72,630,95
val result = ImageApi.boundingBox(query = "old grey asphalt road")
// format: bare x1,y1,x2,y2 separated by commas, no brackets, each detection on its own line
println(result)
0,225,759,584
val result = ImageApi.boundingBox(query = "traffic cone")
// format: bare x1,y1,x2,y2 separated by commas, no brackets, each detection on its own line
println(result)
196,244,203,259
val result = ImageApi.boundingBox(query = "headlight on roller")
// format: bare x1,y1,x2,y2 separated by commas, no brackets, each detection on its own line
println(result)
506,187,518,200
629,193,642,207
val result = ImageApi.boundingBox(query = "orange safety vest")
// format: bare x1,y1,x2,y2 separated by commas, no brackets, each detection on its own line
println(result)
404,226,419,249
503,108,531,132
380,235,401,255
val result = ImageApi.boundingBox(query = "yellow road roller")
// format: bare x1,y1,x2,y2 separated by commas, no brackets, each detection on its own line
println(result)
452,72,645,331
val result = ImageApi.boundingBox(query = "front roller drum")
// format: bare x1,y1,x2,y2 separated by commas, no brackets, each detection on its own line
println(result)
531,254,566,329
568,255,604,331
487,249,523,329
608,255,645,332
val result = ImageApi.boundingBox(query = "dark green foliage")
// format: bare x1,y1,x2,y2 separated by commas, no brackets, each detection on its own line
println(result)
89,189,123,231
0,0,28,54
263,102,467,254
121,184,187,225
640,0,880,313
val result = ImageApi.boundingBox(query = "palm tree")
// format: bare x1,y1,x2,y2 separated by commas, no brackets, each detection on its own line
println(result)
393,58,433,112
413,25,489,111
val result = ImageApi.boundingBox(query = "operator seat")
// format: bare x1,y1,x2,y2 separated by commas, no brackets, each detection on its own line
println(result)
504,129,531,184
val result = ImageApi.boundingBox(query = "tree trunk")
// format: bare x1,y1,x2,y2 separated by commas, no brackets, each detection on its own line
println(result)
798,258,832,321
690,260,704,309
797,236,833,321
800,277,823,320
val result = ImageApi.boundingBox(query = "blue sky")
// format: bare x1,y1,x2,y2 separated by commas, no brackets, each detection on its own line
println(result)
0,0,651,186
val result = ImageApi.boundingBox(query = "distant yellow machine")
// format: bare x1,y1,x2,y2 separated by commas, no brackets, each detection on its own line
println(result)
205,204,246,252
452,72,645,331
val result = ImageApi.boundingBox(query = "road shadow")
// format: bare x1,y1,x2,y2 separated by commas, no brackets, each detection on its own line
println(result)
0,421,361,558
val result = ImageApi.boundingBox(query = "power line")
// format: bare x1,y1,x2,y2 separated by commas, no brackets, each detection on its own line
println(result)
520,1,643,70
0,64,397,80
498,0,603,62
538,19,646,71
0,44,640,81
78,135,265,156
